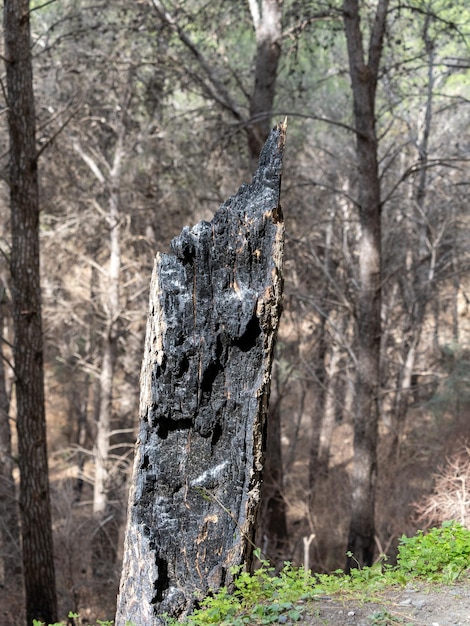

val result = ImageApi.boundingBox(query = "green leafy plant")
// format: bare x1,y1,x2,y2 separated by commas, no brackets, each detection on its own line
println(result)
32,613,115,626
367,609,411,625
397,520,470,581
168,523,470,624
166,549,317,625
35,524,470,626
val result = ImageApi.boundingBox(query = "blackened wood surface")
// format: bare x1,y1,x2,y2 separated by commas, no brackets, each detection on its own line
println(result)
115,124,286,624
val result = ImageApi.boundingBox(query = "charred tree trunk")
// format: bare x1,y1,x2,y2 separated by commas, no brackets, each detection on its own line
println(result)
115,124,286,625
3,0,58,622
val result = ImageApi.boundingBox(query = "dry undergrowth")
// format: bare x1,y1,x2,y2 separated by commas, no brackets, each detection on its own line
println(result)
413,443,470,529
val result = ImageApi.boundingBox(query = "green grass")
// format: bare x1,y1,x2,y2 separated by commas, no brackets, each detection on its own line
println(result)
35,521,470,626
397,520,470,582
33,614,114,626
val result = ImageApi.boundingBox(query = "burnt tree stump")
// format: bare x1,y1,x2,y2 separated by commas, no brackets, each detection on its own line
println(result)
115,123,286,625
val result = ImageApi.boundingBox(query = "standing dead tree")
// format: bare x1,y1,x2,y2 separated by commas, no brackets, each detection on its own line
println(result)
115,123,286,624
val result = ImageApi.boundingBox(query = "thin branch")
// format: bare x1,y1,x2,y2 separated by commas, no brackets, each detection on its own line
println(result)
282,13,340,39
29,0,59,13
233,110,361,137
368,0,390,80
73,141,106,184
382,158,467,206
0,75,9,110
150,0,246,123
36,100,83,160
0,347,16,376
292,291,358,367
285,180,359,208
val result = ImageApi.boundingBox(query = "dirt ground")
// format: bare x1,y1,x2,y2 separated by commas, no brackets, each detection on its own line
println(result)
298,582,470,626
2,582,470,625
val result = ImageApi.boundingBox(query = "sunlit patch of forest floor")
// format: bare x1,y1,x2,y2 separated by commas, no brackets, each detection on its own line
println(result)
300,582,470,625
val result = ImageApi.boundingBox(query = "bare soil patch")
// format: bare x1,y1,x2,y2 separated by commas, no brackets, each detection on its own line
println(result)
299,582,470,626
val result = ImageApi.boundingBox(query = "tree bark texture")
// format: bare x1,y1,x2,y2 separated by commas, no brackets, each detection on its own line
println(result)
247,0,283,166
3,0,58,623
0,290,21,588
343,0,388,569
115,123,286,624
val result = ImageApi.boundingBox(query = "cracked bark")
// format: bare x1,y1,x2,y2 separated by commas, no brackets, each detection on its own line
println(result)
115,123,286,624
4,0,57,622
343,0,388,569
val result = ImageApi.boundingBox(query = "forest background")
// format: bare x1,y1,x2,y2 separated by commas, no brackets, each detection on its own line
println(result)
0,0,469,623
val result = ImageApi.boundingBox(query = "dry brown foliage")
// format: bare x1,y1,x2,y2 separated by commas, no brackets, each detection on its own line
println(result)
413,444,470,529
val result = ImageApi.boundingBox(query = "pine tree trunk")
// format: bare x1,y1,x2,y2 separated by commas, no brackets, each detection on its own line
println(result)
3,0,58,622
115,124,286,624
247,0,283,167
343,0,388,569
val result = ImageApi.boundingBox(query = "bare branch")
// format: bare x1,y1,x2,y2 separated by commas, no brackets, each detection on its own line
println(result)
150,0,246,123
246,0,260,31
72,141,106,184
368,0,390,81
36,100,82,160
232,110,361,137
29,0,59,13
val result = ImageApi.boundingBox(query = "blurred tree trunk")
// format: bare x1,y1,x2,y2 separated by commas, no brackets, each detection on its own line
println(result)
343,0,388,569
308,205,344,491
73,126,125,516
93,132,123,516
391,15,437,459
3,0,58,622
258,393,288,564
116,125,285,624
309,339,342,489
246,0,288,560
247,0,283,167
73,370,90,501
0,288,20,588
